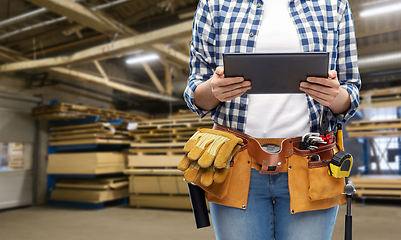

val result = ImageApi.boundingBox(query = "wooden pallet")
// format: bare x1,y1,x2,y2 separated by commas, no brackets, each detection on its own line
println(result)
346,119,401,138
349,175,401,199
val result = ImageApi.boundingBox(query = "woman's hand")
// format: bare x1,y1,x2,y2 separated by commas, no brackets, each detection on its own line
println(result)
210,66,251,102
299,70,351,114
194,66,251,110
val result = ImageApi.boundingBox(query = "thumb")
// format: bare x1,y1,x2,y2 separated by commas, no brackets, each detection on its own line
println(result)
329,70,337,79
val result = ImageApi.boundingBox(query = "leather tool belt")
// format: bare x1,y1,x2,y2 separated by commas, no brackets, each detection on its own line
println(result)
213,123,335,175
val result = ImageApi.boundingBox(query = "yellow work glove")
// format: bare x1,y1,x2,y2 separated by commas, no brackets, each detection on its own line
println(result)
177,129,243,187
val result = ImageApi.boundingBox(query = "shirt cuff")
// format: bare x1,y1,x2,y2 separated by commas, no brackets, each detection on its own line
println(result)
334,84,359,123
184,79,213,118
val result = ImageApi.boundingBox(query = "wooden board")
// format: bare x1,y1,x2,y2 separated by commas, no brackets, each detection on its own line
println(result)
129,195,192,210
346,119,401,130
48,138,131,146
347,130,401,138
31,102,147,121
56,177,128,190
49,133,129,141
50,188,129,203
47,152,126,174
128,176,187,195
349,175,401,199
49,128,113,137
127,155,182,168
346,118,401,138
124,169,183,175
50,123,116,131
130,142,186,148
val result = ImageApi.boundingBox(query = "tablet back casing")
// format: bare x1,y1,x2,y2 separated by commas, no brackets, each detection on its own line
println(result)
223,52,329,94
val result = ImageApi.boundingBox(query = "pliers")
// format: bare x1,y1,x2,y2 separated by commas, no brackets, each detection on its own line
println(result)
319,113,332,145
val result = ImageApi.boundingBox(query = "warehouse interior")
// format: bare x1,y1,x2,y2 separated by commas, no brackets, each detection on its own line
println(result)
0,0,401,239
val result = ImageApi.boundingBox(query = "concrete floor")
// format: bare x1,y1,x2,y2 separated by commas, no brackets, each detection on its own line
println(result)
0,201,400,240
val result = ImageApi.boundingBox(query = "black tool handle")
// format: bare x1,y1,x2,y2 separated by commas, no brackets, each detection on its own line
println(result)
345,194,353,240
187,182,211,229
345,215,352,240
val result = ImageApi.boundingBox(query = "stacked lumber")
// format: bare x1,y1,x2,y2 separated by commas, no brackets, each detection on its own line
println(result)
7,143,24,170
31,102,147,122
360,87,401,109
48,122,131,147
47,121,132,208
129,117,214,143
345,119,401,138
125,112,213,209
124,157,191,209
50,177,129,203
349,175,401,199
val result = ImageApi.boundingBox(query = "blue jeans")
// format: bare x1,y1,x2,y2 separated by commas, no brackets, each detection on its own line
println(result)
210,169,339,240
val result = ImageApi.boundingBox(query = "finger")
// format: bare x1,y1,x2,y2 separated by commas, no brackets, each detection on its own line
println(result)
221,86,251,101
300,83,333,97
301,88,334,106
213,80,250,101
216,66,224,76
220,80,251,94
212,76,248,88
304,91,331,106
305,77,338,88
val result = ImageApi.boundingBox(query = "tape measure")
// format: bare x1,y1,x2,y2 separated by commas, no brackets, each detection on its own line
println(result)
329,151,353,178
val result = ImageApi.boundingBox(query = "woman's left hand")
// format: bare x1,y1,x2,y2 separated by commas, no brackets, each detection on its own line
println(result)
299,70,340,107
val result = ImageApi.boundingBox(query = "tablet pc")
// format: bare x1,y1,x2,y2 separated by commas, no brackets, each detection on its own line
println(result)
223,52,329,94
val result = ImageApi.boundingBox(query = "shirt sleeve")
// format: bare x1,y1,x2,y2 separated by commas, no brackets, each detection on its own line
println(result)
183,0,217,118
335,0,361,123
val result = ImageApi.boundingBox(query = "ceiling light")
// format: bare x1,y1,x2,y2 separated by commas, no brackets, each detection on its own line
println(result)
126,54,159,65
360,2,401,17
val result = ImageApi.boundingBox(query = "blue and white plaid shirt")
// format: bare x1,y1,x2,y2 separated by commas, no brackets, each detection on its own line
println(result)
184,0,361,133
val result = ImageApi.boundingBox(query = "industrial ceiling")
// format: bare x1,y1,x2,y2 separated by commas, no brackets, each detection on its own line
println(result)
0,0,400,113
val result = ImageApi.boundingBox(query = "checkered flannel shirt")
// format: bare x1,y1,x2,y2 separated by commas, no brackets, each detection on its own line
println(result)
184,0,361,133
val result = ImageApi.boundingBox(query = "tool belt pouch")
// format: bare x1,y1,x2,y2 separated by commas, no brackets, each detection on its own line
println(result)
178,129,244,200
308,151,346,201
193,150,250,201
289,143,346,214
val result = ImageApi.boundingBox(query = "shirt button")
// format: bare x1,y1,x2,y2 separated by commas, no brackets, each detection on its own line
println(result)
240,104,244,108
257,3,261,8
249,32,254,37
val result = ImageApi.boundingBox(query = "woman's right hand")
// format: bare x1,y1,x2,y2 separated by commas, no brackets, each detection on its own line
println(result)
210,66,252,102
194,66,251,110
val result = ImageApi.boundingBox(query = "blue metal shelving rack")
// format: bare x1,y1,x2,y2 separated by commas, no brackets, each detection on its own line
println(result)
46,115,129,209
